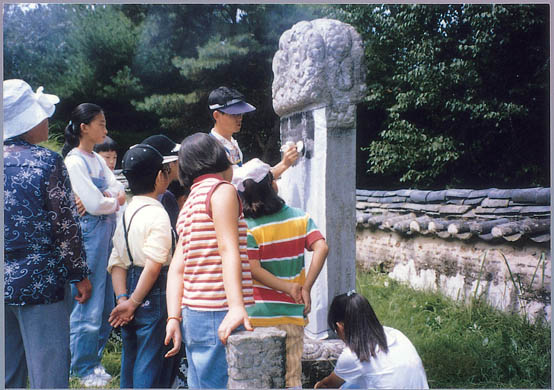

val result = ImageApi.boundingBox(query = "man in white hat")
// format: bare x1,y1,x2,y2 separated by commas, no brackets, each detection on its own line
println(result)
4,79,92,388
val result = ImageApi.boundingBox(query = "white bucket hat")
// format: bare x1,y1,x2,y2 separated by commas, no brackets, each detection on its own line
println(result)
231,158,271,192
3,79,60,140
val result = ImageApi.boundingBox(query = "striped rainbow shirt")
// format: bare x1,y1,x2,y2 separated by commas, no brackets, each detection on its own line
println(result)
245,204,324,326
176,174,254,311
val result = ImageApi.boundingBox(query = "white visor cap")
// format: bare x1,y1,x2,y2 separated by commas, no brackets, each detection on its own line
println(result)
231,158,272,192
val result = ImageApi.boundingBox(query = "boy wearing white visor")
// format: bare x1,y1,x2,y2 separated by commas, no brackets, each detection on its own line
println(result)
208,86,299,179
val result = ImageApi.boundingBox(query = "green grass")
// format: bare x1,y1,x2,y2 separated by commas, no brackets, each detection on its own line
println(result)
70,268,550,388
357,267,551,388
69,332,122,388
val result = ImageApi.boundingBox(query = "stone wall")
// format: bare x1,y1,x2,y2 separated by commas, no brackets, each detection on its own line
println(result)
356,228,551,321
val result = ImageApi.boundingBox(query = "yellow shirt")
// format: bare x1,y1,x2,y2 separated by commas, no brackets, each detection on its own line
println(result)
107,195,172,272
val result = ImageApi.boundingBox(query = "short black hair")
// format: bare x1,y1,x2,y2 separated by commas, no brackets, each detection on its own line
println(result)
93,135,118,153
328,292,388,362
208,86,245,111
239,172,285,219
167,180,189,199
125,170,159,195
178,132,231,190
208,86,244,121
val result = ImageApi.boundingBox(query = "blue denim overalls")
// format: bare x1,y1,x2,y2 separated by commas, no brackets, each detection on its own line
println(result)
119,205,178,388
68,150,117,378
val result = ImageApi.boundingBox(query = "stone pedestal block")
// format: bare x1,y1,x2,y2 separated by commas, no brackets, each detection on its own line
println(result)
226,327,287,389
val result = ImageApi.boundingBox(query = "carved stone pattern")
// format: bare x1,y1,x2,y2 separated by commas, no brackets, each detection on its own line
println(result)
272,18,367,124
226,328,287,389
302,336,345,360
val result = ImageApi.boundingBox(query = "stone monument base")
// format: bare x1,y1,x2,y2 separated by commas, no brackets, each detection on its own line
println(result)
175,332,346,389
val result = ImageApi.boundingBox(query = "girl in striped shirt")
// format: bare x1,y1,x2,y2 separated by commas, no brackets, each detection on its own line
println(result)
164,133,254,389
233,158,329,389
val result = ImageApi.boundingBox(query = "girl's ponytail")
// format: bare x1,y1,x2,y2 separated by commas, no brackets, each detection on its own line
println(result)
62,103,104,158
62,121,79,157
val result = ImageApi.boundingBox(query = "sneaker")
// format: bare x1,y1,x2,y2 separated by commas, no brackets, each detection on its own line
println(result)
80,372,109,388
94,365,112,381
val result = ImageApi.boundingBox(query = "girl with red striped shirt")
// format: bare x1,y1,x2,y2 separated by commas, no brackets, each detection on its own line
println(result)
164,133,254,389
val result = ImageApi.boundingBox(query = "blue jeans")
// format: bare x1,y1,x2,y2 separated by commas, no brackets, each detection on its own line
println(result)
70,213,116,377
5,300,71,388
120,266,177,388
182,307,235,389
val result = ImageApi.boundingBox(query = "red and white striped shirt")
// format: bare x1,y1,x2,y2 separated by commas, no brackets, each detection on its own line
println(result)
176,174,254,310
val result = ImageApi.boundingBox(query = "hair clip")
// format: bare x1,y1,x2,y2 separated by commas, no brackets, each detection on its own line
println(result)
346,289,356,297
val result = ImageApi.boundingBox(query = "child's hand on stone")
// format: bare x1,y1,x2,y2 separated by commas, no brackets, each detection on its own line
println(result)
282,144,299,167
217,305,253,345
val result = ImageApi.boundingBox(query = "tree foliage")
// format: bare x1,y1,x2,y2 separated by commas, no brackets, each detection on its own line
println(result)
3,4,73,91
129,4,326,162
328,4,549,188
4,4,548,188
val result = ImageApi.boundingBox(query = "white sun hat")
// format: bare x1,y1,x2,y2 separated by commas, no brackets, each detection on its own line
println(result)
3,79,60,140
231,158,271,192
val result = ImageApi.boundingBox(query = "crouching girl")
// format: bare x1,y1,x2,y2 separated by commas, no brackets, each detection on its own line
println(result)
315,292,429,389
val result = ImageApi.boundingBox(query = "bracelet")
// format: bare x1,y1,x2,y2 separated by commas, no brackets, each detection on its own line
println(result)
167,316,182,323
129,294,142,305
116,293,129,301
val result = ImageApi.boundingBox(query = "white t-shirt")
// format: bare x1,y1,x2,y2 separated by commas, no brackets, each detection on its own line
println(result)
334,327,429,389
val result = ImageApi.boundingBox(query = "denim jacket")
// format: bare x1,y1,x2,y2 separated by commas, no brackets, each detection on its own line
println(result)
4,138,89,305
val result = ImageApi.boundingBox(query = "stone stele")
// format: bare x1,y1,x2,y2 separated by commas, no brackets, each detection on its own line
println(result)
272,18,366,127
273,18,367,339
